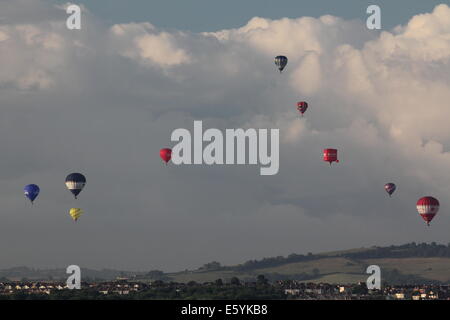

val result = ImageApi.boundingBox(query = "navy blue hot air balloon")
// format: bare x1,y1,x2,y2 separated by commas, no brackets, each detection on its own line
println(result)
24,184,40,204
275,56,288,73
65,173,86,199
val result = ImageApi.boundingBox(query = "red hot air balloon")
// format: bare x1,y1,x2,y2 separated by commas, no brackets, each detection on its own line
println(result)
297,101,308,116
323,148,339,165
416,196,439,226
160,148,172,164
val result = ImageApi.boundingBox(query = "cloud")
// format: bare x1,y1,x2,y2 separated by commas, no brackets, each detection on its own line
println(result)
111,23,191,67
0,1,449,271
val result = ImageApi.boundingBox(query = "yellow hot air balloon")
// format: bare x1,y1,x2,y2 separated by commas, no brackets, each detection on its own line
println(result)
69,208,84,221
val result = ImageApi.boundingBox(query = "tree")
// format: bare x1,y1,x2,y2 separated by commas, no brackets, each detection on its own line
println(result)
256,275,268,285
230,277,240,286
215,278,223,286
202,261,221,270
352,283,368,295
152,280,165,287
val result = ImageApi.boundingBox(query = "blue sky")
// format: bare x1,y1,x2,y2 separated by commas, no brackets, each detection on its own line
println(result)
56,0,447,31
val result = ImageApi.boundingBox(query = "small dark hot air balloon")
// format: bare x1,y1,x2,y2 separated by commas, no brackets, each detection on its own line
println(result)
160,148,172,164
274,56,288,73
384,183,396,197
297,101,308,116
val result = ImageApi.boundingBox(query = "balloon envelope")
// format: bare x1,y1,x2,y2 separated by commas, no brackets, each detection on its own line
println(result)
297,101,308,116
416,196,439,226
384,183,396,197
69,208,84,221
275,56,288,72
24,184,40,203
65,173,86,199
160,148,172,164
323,148,339,165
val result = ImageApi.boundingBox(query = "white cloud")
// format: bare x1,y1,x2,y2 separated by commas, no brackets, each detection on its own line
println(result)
111,23,191,67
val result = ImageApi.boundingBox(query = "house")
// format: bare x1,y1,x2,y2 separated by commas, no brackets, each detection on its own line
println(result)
339,286,349,293
394,293,405,299
284,289,300,295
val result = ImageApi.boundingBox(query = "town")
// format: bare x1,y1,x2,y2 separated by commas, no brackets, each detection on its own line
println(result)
1,278,449,300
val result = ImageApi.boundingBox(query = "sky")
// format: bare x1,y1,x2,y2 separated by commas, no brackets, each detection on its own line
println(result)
56,0,449,32
0,0,450,273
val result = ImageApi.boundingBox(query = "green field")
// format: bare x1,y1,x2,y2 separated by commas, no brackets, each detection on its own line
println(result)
364,257,450,282
167,254,450,284
255,257,365,275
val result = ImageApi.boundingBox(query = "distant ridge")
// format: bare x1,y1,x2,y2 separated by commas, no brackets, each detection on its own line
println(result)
1,243,449,284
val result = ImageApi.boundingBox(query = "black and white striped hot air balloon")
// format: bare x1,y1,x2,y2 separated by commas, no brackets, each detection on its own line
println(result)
65,173,86,199
275,55,288,73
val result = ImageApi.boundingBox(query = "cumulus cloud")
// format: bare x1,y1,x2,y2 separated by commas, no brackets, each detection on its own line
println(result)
0,1,449,271
111,23,191,67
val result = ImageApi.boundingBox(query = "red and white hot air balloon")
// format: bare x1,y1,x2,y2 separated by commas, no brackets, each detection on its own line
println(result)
160,148,172,165
416,196,439,226
323,148,339,165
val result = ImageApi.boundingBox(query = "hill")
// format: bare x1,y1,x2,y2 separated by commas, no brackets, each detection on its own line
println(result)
1,243,449,284
0,266,145,282
165,242,450,284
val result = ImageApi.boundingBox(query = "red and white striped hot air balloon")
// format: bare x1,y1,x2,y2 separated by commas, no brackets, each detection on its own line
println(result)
416,196,439,226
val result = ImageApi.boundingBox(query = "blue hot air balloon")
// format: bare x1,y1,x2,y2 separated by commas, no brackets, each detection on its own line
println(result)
65,173,86,199
275,56,288,73
24,184,40,204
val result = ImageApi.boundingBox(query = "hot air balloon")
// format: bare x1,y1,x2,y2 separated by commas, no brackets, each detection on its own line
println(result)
384,183,396,197
297,101,308,116
323,148,339,165
275,56,288,73
416,196,439,226
69,208,84,222
24,184,40,204
160,148,172,164
65,173,86,199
